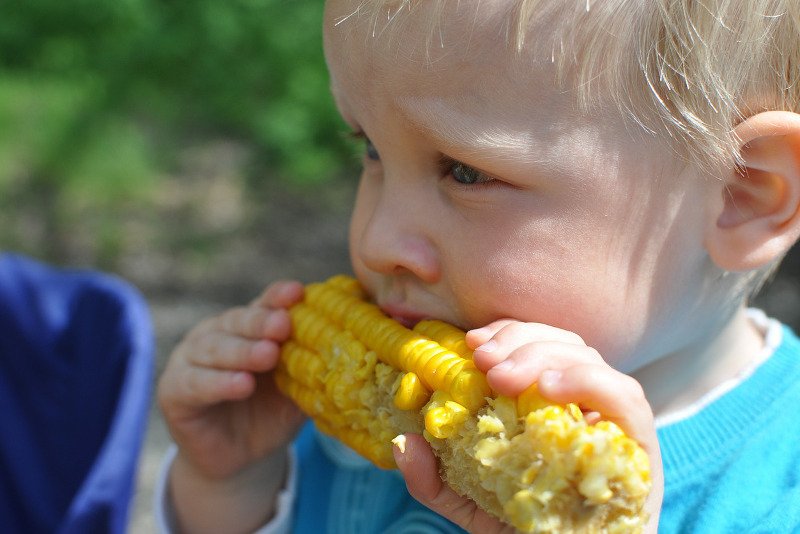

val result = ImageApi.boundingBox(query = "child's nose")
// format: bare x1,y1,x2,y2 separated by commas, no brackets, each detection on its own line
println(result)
355,195,441,283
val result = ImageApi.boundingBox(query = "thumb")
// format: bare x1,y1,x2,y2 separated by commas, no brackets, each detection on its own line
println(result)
393,434,513,534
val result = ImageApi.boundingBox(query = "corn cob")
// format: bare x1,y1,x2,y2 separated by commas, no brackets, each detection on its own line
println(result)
275,275,651,533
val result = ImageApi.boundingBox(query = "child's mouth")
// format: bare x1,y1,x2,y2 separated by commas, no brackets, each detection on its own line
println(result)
379,303,426,329
391,315,420,328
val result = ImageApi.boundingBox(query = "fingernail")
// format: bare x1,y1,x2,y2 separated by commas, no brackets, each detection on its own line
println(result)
539,369,562,388
468,326,488,337
494,359,515,372
475,339,497,353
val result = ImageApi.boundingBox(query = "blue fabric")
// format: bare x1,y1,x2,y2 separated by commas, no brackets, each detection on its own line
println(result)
658,325,800,533
292,422,466,534
0,253,154,534
293,423,334,530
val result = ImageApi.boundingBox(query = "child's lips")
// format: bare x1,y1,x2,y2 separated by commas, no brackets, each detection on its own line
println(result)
378,303,428,328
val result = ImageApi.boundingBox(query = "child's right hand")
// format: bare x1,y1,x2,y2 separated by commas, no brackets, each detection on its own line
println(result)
157,280,307,532
394,319,663,534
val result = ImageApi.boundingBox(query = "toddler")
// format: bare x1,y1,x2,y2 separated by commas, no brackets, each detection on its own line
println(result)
156,0,800,532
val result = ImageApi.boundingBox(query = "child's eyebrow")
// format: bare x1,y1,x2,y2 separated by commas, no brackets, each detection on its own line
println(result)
397,96,551,165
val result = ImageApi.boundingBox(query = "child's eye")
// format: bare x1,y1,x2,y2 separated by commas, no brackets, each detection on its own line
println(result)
450,162,493,186
365,137,380,161
347,130,381,162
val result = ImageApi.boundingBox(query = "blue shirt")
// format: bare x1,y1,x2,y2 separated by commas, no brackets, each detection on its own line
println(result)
657,322,800,533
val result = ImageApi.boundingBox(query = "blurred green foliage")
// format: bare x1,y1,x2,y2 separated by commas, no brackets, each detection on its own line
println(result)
0,0,356,265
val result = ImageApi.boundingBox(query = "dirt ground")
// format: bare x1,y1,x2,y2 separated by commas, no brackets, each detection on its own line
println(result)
120,143,800,532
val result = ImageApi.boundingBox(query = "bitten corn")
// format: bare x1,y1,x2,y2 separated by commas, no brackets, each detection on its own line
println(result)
275,275,651,533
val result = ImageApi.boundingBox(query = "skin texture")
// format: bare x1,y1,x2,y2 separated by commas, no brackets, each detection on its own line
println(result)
157,1,800,532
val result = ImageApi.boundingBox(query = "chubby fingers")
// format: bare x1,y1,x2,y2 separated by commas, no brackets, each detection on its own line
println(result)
537,364,655,446
160,328,274,410
468,320,588,371
183,305,290,372
162,366,256,408
467,321,654,438
188,333,280,372
161,300,294,411
466,320,663,526
467,321,601,397
485,342,604,397
251,279,304,309
214,304,292,340
393,434,515,534
467,320,586,353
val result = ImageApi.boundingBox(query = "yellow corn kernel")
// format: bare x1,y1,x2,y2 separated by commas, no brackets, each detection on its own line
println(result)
413,319,473,359
393,372,431,411
325,273,364,295
425,399,469,439
277,275,651,534
281,341,326,389
304,281,490,411
517,383,551,416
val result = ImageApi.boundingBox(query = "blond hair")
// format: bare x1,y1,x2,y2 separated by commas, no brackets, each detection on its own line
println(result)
352,0,800,173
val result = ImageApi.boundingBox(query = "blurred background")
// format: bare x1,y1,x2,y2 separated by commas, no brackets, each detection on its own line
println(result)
0,1,797,531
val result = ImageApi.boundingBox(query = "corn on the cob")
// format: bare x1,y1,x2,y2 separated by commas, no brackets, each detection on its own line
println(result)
275,275,651,533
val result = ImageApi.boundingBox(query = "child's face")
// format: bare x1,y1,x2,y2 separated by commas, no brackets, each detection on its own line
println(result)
324,0,725,372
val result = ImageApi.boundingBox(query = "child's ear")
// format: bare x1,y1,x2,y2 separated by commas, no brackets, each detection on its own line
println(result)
705,111,800,271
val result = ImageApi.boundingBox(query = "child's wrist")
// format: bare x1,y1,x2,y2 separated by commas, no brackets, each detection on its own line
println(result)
170,447,290,534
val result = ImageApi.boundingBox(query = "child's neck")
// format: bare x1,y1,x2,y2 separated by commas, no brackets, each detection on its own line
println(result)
633,306,766,421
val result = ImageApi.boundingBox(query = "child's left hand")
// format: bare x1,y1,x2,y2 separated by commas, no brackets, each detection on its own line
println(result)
392,319,664,533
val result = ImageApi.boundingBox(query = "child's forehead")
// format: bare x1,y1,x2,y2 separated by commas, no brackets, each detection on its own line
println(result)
325,46,575,161
323,0,576,122
325,11,638,179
